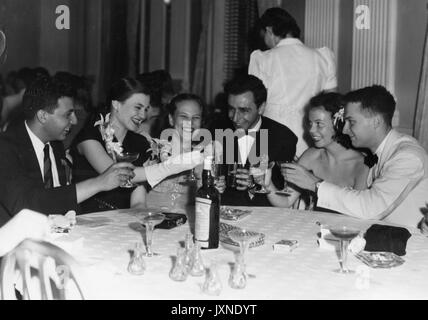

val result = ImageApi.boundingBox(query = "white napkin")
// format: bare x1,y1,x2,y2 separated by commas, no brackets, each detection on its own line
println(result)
48,210,76,233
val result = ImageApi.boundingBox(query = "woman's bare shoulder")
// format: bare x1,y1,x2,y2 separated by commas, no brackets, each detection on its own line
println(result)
298,148,322,168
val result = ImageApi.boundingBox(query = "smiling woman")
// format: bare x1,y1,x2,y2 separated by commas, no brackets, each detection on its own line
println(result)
266,91,369,210
71,77,152,213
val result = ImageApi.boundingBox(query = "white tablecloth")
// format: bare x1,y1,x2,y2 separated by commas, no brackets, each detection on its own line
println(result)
51,207,428,300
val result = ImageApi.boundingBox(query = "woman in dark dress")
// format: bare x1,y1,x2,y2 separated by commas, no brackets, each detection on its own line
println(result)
72,78,152,213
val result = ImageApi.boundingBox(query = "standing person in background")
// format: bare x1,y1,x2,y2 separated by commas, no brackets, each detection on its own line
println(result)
249,7,337,156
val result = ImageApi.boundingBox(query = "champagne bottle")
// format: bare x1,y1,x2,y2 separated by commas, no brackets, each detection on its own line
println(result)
195,156,220,249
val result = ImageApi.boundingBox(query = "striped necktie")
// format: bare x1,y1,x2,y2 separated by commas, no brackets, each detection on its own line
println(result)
43,144,53,189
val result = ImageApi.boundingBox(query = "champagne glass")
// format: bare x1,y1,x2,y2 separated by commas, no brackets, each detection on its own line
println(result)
115,152,139,188
141,212,165,257
228,229,259,279
276,160,292,196
329,225,360,273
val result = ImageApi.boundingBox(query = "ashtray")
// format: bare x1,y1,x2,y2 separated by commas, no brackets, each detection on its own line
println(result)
220,207,252,221
356,251,405,268
219,223,264,249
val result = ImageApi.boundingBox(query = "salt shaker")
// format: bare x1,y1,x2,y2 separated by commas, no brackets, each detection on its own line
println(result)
189,241,205,277
202,262,222,296
169,247,188,281
128,242,146,275
229,253,247,289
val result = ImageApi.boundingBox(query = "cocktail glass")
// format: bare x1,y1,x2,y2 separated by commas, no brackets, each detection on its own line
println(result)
141,212,165,257
329,225,360,273
115,152,139,188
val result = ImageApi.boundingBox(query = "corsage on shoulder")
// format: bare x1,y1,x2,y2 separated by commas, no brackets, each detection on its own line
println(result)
147,138,172,163
94,113,123,160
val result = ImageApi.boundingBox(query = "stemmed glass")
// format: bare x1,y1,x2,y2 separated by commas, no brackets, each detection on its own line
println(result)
329,225,361,273
276,160,292,196
141,212,165,257
228,229,259,279
249,161,273,194
115,152,139,188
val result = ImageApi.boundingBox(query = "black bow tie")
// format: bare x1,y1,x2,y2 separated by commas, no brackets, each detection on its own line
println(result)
364,153,378,168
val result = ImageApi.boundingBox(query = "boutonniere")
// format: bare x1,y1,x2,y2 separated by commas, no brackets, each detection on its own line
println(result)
94,113,123,160
147,138,172,163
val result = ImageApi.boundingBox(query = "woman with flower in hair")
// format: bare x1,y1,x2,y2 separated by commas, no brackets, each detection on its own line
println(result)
266,92,369,209
71,78,202,213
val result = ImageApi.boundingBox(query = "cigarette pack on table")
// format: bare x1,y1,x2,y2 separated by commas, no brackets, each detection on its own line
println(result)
272,240,298,252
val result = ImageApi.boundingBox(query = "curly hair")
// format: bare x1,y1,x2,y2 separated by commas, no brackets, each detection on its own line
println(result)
306,91,352,149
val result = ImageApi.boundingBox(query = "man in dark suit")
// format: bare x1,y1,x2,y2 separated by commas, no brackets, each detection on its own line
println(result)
0,76,134,226
219,74,297,206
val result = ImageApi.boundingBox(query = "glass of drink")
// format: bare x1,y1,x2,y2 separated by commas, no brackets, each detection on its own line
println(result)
228,229,259,279
115,152,139,188
329,225,361,273
275,160,292,196
141,212,165,257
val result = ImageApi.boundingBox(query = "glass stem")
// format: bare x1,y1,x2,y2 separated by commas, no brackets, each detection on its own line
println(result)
146,223,154,256
240,241,249,266
340,240,349,272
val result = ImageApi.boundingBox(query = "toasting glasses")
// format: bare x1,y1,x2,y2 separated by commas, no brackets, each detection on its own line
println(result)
115,152,139,188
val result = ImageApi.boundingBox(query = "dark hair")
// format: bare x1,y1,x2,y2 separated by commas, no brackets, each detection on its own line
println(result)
259,7,300,39
53,71,93,112
22,76,76,120
166,93,205,120
137,70,175,108
224,74,267,108
307,91,351,149
343,85,395,127
108,77,151,105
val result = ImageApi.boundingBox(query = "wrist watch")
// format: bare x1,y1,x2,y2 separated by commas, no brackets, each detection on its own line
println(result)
314,179,323,194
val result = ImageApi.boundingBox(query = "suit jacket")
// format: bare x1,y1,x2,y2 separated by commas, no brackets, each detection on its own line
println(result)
221,116,297,206
317,129,428,228
0,122,78,224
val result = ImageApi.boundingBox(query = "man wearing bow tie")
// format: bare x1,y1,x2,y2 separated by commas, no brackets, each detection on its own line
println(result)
220,74,297,206
285,85,428,229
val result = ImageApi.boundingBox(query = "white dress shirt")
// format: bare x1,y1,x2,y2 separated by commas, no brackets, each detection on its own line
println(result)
238,117,262,164
249,38,337,156
25,122,60,187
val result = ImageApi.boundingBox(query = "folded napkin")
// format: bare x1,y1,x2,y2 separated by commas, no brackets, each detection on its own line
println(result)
364,224,411,256
48,210,76,233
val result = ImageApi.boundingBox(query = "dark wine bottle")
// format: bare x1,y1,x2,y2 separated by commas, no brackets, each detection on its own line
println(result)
195,156,220,249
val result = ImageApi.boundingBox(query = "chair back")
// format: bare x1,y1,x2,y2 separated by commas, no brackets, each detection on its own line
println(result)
0,239,85,300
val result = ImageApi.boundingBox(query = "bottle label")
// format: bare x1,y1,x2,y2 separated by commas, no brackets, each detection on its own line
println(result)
195,197,212,248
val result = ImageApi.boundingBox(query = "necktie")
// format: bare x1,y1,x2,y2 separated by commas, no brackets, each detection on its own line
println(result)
364,152,378,169
43,144,53,189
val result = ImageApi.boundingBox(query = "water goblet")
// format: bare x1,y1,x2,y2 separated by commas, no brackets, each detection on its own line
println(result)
275,160,292,196
329,225,361,273
227,229,259,278
141,212,165,257
115,152,139,188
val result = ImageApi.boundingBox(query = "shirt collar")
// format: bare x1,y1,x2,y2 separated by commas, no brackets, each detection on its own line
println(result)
374,129,393,156
276,37,303,48
25,121,49,154
248,117,262,133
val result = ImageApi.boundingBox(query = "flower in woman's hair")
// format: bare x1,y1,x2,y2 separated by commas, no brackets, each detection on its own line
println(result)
333,108,345,126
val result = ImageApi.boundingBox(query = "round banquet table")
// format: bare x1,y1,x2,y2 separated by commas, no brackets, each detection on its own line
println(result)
50,207,428,300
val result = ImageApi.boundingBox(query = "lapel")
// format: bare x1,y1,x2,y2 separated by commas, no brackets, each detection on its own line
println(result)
367,129,399,185
14,122,44,184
